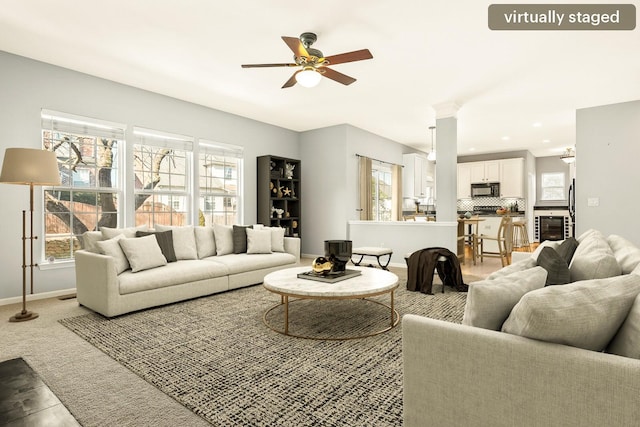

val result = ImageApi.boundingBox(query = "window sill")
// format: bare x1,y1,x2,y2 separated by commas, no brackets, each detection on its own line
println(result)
38,259,75,271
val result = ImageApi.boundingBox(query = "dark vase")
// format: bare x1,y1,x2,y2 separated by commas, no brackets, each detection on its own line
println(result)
324,240,352,274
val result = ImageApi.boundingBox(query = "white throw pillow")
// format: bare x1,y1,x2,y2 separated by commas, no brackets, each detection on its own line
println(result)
118,235,167,273
569,231,621,281
194,226,217,259
266,226,286,252
485,257,537,280
155,225,198,260
246,228,273,254
607,293,640,359
95,234,130,274
502,274,640,351
213,224,234,256
101,225,148,240
462,266,547,331
607,235,640,275
81,230,104,253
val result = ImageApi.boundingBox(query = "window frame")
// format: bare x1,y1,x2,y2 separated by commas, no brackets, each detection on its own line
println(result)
540,172,566,201
41,110,126,263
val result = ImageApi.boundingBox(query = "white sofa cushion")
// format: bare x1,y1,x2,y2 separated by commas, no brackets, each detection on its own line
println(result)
485,257,537,280
607,293,640,359
119,235,167,273
96,234,129,274
118,259,229,295
155,225,198,260
213,224,234,256
502,274,640,351
265,226,286,252
569,230,621,281
207,252,296,275
531,239,562,261
462,266,547,331
194,226,216,259
607,234,640,274
101,225,148,240
246,228,273,254
80,230,104,252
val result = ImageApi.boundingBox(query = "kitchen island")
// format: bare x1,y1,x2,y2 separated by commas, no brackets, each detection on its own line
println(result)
347,220,458,267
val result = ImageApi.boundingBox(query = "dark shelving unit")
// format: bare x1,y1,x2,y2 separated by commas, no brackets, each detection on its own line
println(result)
257,155,301,238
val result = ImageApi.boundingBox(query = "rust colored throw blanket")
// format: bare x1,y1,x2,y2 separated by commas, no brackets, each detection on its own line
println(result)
407,247,468,295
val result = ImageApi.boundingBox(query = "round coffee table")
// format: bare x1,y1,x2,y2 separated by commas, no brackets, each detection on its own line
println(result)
263,266,399,340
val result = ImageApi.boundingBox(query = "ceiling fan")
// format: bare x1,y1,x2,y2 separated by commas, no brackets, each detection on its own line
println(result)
241,32,373,88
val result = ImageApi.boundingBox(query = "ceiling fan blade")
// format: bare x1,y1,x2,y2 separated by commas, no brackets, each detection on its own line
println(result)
282,70,301,89
323,49,373,65
282,36,309,58
241,63,297,68
321,67,356,85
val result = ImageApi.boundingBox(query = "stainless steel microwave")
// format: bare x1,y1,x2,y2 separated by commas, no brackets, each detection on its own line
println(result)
471,182,500,198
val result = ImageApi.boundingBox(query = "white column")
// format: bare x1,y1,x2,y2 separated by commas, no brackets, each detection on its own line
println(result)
434,102,460,222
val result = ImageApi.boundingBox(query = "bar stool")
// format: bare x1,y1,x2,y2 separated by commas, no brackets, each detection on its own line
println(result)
512,220,531,252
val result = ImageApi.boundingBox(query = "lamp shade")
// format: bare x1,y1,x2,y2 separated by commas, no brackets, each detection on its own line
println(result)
0,148,61,186
295,68,322,88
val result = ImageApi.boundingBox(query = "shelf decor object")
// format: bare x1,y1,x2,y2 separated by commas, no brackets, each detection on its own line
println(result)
257,155,301,237
0,148,61,322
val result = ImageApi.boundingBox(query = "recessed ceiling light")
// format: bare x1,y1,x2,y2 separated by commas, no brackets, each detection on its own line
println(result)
469,148,476,151
532,122,542,127
501,136,510,141
542,139,551,143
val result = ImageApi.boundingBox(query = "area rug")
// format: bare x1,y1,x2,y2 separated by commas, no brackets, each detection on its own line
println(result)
60,280,469,426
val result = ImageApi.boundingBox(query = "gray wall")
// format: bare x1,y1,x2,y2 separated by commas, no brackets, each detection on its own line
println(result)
535,156,571,206
0,51,299,299
300,124,420,257
576,100,640,244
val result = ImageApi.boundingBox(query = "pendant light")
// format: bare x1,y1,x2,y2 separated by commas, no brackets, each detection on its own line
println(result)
427,126,436,161
560,147,576,164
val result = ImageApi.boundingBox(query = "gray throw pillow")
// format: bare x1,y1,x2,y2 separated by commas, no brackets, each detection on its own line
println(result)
556,237,579,265
136,230,177,262
537,246,571,286
232,225,253,254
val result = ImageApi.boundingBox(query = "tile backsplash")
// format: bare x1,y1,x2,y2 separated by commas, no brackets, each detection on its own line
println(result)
457,197,525,212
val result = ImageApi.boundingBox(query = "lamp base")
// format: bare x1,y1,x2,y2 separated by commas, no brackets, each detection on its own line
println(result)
9,311,39,322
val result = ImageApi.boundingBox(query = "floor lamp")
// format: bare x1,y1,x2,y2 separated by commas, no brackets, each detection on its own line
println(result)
0,148,61,322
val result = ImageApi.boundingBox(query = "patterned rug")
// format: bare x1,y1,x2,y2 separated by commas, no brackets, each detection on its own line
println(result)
60,280,468,426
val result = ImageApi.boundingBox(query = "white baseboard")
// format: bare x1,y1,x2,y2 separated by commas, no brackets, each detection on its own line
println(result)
0,288,77,306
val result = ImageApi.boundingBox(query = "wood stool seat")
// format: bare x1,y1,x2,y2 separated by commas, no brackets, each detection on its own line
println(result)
512,220,531,252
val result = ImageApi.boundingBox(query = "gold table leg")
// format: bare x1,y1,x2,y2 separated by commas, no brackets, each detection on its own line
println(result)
284,295,289,335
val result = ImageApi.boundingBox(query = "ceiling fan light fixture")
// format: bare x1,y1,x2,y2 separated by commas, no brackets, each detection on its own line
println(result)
295,68,321,88
560,147,576,164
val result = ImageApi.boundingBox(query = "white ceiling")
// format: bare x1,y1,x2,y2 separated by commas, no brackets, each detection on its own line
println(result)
1,0,638,157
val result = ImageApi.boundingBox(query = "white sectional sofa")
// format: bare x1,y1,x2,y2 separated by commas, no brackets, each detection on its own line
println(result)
403,230,640,426
75,224,300,317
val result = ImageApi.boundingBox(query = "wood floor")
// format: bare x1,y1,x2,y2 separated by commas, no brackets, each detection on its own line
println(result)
0,358,80,426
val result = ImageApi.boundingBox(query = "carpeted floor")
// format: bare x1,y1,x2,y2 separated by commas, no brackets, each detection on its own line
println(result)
60,277,470,427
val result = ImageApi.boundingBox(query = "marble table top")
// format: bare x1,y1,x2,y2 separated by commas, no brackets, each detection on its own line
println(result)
263,266,399,298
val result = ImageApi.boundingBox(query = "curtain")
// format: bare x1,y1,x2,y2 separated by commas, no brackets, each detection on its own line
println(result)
391,164,403,221
358,156,372,220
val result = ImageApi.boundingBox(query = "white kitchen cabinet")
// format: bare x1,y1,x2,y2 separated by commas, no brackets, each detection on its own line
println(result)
500,158,524,198
403,153,429,198
457,163,472,198
469,160,500,183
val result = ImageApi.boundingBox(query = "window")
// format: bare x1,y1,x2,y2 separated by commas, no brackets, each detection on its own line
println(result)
198,140,243,226
372,161,392,221
133,127,192,228
541,172,566,200
41,110,125,260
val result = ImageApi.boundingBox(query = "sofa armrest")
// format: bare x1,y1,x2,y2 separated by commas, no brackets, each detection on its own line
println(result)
402,314,640,427
284,237,301,264
74,249,120,316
